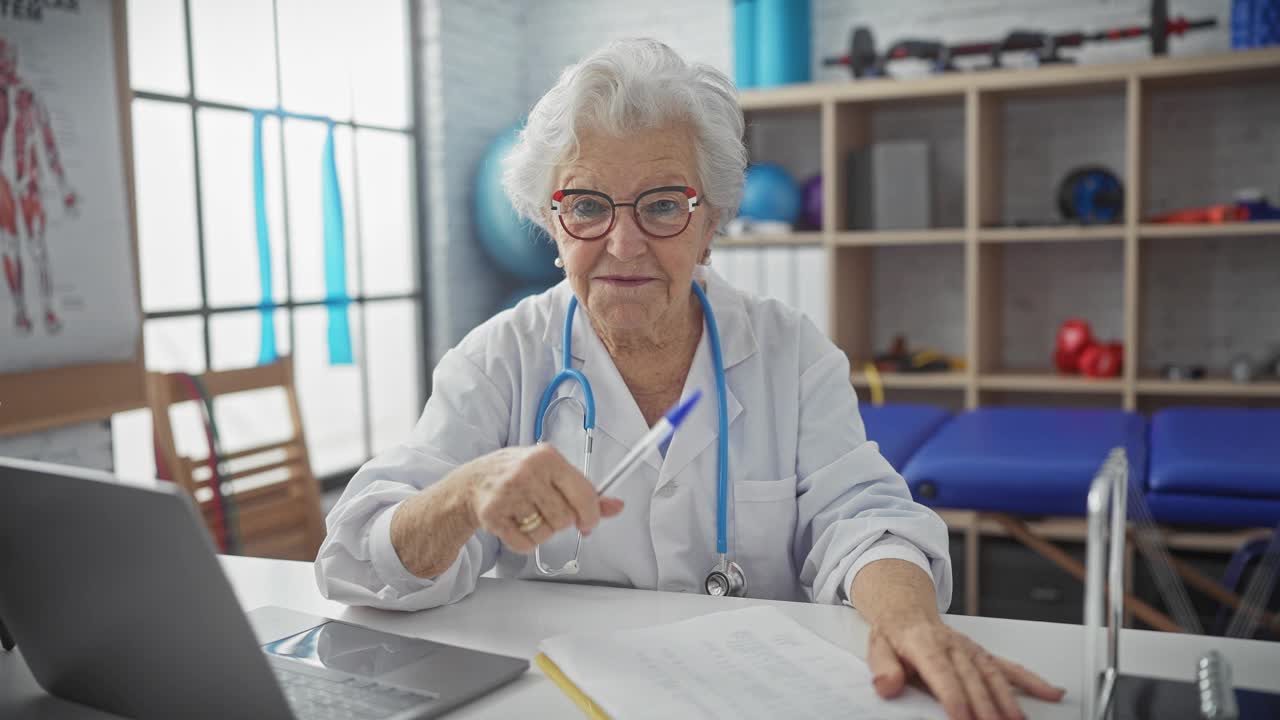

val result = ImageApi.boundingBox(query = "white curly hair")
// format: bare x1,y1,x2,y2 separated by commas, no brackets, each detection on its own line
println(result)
502,38,746,235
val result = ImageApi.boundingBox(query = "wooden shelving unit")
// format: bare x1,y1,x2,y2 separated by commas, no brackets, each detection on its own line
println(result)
978,372,1123,395
850,370,968,390
1136,375,1280,398
739,48,1280,411
1139,221,1280,239
977,226,1124,243
833,229,965,246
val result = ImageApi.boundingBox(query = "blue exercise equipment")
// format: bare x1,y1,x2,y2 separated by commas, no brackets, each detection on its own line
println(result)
474,123,561,282
859,403,951,472
1058,167,1123,225
739,163,801,224
903,407,1147,517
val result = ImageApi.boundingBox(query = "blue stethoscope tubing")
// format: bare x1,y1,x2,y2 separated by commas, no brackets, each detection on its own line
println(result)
533,280,734,584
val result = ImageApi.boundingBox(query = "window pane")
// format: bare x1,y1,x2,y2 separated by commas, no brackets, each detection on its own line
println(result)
140,318,208,481
293,306,365,476
210,309,291,370
112,408,156,481
276,0,351,120
132,100,201,312
144,316,205,373
350,0,410,127
286,120,359,301
365,300,420,453
128,0,189,94
356,129,416,295
189,0,278,107
198,109,287,308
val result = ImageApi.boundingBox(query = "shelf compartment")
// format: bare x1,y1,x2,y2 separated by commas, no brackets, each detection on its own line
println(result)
1141,77,1279,222
832,95,967,233
976,86,1129,229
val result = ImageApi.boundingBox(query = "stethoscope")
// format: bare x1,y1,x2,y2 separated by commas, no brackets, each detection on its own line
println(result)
533,279,746,597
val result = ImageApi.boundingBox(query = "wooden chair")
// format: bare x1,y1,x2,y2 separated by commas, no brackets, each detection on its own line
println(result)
146,356,326,561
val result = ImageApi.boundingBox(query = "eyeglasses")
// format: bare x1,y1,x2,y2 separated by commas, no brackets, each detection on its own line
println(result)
551,185,700,241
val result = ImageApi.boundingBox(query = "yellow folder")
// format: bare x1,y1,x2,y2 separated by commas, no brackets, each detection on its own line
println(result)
534,652,611,720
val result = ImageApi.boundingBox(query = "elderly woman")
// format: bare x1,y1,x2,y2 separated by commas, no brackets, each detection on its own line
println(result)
318,39,1062,720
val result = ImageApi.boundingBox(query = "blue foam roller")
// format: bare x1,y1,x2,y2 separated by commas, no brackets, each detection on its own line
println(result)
734,0,757,89
755,0,811,87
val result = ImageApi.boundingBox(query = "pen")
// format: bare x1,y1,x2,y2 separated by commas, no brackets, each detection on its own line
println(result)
595,389,702,497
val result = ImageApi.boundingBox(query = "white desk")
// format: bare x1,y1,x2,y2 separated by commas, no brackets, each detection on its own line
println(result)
3,555,1278,719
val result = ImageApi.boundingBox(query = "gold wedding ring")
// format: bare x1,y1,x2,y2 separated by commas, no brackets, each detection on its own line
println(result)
517,511,544,534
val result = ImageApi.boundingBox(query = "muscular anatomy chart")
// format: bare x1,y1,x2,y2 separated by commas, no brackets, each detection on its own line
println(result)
0,35,79,335
0,2,138,373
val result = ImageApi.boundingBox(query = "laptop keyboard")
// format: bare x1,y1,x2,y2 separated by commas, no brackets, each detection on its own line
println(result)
271,661,437,720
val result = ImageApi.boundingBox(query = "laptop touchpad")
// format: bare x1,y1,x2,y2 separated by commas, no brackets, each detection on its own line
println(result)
263,621,440,678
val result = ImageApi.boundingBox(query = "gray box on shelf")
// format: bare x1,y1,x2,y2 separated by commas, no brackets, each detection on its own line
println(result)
847,141,931,230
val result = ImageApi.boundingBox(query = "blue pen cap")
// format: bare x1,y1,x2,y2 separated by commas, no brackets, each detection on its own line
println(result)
664,389,703,429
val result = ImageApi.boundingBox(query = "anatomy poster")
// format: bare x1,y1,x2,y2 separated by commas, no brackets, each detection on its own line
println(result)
0,0,139,372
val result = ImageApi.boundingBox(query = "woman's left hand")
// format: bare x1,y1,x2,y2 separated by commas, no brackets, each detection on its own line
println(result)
866,611,1065,720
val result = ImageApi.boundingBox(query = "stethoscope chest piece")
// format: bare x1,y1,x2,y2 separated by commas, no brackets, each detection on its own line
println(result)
704,557,746,598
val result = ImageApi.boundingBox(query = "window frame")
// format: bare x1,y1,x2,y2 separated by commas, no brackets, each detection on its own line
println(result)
127,0,430,489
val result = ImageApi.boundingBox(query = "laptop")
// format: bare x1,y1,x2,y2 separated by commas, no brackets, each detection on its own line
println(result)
0,457,528,720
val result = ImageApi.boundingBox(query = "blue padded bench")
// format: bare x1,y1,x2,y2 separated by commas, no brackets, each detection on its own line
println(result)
902,407,1147,517
859,403,951,472
1148,408,1280,637
1147,408,1280,529
899,407,1153,622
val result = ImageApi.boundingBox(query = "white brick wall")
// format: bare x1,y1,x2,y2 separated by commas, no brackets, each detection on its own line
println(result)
1000,241,1125,370
520,0,733,102
1001,92,1127,225
420,0,1275,379
1145,82,1280,216
420,0,528,364
872,244,967,358
1141,236,1280,371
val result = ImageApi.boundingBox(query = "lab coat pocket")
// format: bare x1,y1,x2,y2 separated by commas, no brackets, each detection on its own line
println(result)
734,475,798,600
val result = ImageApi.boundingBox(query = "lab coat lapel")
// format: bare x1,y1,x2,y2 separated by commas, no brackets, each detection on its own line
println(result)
658,268,754,485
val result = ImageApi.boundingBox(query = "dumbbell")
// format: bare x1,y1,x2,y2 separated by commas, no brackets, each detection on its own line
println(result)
822,1,1218,78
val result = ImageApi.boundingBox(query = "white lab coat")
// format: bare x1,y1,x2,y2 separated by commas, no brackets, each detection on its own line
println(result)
315,267,952,611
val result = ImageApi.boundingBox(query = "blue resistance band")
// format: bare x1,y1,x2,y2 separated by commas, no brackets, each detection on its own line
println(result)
251,112,277,365
322,123,353,365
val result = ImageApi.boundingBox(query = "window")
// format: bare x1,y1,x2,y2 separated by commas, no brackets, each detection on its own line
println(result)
113,0,423,484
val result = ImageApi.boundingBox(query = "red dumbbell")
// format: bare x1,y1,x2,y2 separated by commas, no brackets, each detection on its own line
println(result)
1080,342,1123,378
1054,319,1094,374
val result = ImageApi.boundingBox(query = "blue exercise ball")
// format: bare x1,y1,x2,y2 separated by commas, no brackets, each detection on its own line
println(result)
474,123,561,282
739,163,801,223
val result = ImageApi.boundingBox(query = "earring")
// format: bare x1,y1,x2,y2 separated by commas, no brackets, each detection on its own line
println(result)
701,250,712,266
554,257,564,269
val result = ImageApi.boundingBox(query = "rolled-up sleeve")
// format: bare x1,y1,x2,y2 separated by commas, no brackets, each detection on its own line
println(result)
314,349,507,611
793,348,953,612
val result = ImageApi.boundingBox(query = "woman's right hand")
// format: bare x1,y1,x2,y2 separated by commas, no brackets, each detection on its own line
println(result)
458,444,624,554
